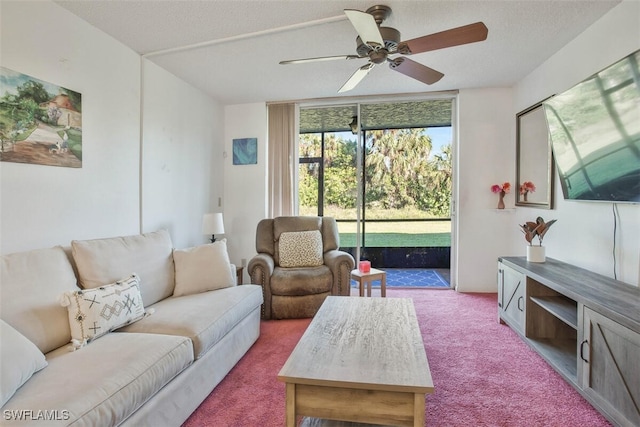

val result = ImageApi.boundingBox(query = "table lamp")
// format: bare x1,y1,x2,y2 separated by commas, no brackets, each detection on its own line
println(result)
202,213,225,243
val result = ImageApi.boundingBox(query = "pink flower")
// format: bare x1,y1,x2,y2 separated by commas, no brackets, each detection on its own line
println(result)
491,182,511,193
520,181,536,194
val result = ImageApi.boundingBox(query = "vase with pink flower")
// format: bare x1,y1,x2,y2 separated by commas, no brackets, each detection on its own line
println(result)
491,182,511,209
519,181,536,202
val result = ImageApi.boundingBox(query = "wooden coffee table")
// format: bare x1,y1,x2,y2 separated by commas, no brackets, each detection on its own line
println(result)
278,296,433,427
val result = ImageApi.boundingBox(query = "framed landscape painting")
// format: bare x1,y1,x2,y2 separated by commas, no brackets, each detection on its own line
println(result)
0,67,82,168
233,138,257,165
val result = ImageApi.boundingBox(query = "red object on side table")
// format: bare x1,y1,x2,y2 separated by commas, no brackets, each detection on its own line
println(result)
358,260,371,273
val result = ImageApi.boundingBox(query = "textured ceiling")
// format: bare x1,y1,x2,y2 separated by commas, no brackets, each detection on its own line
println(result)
54,0,621,105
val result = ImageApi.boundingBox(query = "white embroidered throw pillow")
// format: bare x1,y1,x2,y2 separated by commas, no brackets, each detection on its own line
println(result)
60,274,146,350
279,230,324,268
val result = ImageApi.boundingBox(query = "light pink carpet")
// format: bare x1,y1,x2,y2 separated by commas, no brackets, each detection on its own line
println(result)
183,289,611,426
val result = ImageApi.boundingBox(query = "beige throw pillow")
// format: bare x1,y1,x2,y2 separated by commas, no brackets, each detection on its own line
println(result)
71,230,175,307
0,319,48,406
173,240,236,297
60,274,146,350
1,246,78,354
279,230,324,267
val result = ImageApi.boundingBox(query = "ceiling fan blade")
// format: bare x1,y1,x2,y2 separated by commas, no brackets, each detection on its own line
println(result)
398,22,488,55
338,63,375,93
280,55,363,65
344,9,384,48
388,57,444,85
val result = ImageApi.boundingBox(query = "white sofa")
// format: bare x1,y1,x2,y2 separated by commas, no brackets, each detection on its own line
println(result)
0,230,263,426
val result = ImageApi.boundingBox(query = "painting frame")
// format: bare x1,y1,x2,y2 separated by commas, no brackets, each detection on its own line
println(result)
232,137,257,165
0,67,82,168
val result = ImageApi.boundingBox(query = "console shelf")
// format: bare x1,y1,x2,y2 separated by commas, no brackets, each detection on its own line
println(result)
528,337,577,379
497,257,640,427
529,296,577,329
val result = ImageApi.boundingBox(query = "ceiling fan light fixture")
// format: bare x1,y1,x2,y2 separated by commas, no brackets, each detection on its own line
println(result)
356,27,401,56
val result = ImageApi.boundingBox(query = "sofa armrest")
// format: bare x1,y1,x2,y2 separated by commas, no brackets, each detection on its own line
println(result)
324,249,355,296
248,253,275,319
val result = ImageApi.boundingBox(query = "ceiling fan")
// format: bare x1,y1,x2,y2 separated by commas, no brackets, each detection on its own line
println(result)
280,5,488,92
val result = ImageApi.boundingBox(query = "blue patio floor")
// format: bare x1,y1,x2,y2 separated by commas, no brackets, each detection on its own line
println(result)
351,268,450,289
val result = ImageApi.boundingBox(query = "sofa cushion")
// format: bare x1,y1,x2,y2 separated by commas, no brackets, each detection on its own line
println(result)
71,230,175,306
119,284,263,359
2,332,192,426
0,246,79,354
270,266,333,296
60,274,147,349
278,230,324,268
173,240,236,297
0,320,48,407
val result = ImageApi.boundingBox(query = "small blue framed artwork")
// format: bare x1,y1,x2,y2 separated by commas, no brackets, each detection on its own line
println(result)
232,138,258,165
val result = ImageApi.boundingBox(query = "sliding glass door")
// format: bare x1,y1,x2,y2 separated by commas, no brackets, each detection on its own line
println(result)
298,98,454,270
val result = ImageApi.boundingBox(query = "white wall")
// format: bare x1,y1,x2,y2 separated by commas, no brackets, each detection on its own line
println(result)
1,1,224,255
141,60,223,249
512,0,640,286
455,88,514,292
0,1,140,253
223,103,268,281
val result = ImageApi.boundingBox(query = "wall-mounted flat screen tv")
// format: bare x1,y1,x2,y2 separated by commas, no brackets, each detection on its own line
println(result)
543,50,640,203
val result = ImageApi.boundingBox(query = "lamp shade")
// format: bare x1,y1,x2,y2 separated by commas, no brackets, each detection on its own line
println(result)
202,213,225,235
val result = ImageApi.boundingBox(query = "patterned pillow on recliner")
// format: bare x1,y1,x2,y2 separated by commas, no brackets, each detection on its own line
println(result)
279,230,323,268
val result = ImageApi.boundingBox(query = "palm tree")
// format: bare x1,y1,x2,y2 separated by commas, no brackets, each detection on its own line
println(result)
365,128,432,210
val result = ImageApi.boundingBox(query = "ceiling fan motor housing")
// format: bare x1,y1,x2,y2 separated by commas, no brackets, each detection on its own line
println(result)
356,26,401,57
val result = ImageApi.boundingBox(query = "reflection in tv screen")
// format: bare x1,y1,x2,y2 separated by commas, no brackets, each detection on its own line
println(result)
543,50,640,203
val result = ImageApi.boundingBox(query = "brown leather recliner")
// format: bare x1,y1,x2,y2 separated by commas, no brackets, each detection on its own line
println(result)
248,216,355,320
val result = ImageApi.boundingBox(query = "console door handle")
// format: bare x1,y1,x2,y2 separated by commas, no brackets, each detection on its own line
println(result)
580,340,589,363
517,296,524,312
498,269,503,308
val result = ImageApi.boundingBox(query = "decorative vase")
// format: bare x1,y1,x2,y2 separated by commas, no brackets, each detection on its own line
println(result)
497,191,505,209
523,192,528,202
527,245,546,263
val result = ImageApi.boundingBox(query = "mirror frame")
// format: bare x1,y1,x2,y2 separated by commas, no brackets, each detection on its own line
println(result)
516,101,554,209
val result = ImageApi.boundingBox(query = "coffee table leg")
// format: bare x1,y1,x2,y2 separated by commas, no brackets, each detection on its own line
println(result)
286,383,296,427
414,393,425,427
367,279,372,297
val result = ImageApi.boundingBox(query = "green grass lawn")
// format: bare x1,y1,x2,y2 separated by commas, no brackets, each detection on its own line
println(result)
300,206,452,247
339,232,451,247
337,220,451,247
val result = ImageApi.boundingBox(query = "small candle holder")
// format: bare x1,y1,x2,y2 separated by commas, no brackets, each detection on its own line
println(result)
358,260,371,273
